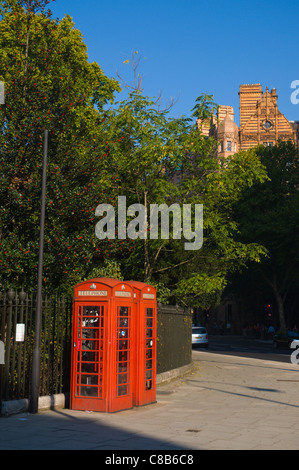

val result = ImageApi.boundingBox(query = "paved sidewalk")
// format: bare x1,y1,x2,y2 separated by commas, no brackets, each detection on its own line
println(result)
0,350,299,450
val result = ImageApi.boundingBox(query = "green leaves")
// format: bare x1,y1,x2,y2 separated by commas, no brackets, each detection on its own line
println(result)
98,88,269,307
191,93,218,121
0,3,123,292
231,141,299,328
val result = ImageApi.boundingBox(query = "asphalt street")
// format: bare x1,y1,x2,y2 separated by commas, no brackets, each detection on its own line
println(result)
205,335,292,363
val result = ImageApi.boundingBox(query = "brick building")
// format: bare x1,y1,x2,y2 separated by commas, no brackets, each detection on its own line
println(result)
198,84,299,158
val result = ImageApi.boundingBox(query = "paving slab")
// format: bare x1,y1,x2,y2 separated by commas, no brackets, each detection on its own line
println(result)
0,350,299,451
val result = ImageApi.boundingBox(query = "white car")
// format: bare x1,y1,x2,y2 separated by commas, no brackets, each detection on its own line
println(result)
192,326,208,348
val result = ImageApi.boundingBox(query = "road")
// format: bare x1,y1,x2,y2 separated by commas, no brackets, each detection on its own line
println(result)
193,335,294,364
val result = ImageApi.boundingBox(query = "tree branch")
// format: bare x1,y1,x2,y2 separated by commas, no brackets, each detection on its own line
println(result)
153,256,197,274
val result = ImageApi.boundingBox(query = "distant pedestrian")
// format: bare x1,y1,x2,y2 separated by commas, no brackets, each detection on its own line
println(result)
267,325,275,338
256,323,261,338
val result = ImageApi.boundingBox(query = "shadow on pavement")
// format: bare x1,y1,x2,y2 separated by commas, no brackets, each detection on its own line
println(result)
0,406,196,450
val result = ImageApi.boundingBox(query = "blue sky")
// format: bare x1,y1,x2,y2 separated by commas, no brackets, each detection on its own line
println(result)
50,0,299,124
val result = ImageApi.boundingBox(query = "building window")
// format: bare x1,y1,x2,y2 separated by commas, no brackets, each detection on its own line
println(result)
263,120,272,129
227,141,231,151
263,142,274,147
220,142,224,152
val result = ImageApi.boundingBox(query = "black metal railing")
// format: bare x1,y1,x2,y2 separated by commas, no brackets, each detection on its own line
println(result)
0,289,72,406
157,304,192,374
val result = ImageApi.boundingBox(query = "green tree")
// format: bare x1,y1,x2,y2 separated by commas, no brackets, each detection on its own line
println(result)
100,90,217,282
0,0,123,292
232,141,299,329
168,147,269,307
98,89,268,307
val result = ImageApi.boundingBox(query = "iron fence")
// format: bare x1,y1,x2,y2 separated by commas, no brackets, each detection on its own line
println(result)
157,304,192,374
0,289,72,407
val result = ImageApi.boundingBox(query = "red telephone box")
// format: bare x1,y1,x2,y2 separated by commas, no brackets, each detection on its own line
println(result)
70,277,157,413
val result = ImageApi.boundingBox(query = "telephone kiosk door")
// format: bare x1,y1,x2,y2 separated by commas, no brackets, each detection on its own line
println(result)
71,300,108,412
108,292,135,412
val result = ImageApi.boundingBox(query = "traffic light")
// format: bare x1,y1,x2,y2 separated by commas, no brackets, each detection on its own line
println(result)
267,303,272,317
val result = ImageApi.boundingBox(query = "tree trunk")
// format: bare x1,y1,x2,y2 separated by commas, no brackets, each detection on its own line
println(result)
273,288,286,330
260,267,287,330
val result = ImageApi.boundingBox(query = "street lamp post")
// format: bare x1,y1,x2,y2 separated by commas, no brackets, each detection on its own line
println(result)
29,129,48,414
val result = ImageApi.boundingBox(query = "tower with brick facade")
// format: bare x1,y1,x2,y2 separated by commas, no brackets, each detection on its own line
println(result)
199,84,299,157
239,84,297,151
